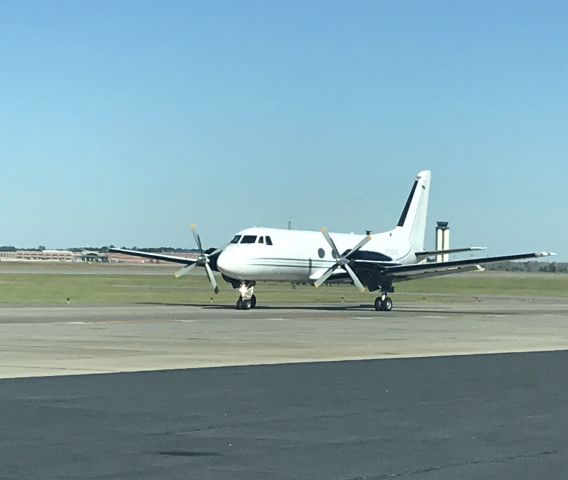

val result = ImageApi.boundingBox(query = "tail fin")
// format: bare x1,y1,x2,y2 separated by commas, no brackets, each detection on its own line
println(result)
395,170,431,252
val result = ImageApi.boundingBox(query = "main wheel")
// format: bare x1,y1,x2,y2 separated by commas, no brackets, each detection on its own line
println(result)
382,296,393,312
236,297,244,310
374,297,383,311
250,295,257,309
242,299,252,310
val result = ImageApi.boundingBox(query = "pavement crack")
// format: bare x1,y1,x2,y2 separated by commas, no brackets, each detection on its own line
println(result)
158,450,223,457
346,449,559,479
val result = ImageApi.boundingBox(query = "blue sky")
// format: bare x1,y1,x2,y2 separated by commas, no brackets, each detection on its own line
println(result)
1,1,566,259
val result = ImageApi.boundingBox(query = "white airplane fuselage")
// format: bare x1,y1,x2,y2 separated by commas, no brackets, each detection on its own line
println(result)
216,227,416,282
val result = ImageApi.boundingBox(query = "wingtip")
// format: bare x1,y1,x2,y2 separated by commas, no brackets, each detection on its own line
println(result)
537,251,556,257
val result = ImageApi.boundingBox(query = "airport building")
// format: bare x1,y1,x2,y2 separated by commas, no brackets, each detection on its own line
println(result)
0,250,196,264
0,250,77,262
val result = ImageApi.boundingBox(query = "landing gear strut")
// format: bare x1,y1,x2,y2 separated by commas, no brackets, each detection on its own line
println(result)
374,292,393,312
235,282,256,310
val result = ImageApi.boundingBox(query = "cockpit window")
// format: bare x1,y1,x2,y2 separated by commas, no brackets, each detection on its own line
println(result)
241,235,257,244
258,236,264,244
265,236,273,246
230,235,242,244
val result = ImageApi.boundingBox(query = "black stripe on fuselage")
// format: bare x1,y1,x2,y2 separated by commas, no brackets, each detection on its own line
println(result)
249,260,332,268
250,264,315,269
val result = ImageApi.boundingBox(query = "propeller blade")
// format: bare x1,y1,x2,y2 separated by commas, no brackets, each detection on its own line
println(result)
204,263,219,294
321,228,340,259
207,246,225,257
313,265,338,288
190,224,203,253
345,234,372,258
343,263,367,293
175,262,198,278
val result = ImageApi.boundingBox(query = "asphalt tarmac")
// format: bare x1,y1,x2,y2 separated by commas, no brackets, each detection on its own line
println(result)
1,351,567,479
1,300,568,479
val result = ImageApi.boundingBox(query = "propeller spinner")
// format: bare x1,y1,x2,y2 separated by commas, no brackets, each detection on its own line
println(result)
175,224,223,294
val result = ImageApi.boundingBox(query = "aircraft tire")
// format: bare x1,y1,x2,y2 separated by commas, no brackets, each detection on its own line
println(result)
242,299,252,310
374,298,383,311
250,295,257,309
236,297,244,310
382,297,393,312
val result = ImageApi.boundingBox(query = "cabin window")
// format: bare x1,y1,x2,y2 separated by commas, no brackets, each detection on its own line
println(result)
241,235,257,244
258,237,264,244
230,235,242,244
265,236,273,246
318,248,325,258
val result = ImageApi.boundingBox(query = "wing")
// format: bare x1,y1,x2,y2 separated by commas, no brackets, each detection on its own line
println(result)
386,251,555,276
352,251,555,290
108,247,197,265
390,264,486,282
414,246,485,262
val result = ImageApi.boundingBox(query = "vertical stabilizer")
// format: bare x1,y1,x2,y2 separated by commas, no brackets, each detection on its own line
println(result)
395,170,431,252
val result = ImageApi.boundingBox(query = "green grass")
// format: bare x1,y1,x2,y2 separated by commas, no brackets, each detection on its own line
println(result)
397,275,568,298
0,269,566,305
0,273,368,305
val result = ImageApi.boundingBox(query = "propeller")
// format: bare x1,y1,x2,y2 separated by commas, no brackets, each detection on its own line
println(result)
175,224,223,294
313,228,372,292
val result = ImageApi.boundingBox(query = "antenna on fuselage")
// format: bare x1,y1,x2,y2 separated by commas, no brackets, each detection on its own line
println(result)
288,221,292,230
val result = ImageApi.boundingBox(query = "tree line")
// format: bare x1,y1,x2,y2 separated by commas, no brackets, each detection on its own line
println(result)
486,261,567,274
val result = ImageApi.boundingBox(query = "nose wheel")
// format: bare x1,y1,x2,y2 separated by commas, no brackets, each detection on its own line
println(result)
236,295,257,310
374,295,393,312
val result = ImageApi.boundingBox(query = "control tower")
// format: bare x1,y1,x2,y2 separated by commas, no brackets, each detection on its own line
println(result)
435,221,450,262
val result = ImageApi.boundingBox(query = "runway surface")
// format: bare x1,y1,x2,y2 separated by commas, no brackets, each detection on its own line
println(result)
1,351,567,479
1,299,568,378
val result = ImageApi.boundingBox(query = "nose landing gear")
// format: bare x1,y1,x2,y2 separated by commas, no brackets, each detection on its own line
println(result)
235,282,256,310
236,295,257,310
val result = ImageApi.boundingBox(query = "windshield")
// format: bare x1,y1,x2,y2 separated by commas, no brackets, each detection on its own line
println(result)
240,235,257,244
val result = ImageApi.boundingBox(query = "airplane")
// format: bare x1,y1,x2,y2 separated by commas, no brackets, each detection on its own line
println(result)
109,170,555,311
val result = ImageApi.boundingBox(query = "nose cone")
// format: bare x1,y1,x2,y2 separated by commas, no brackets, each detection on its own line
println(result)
217,248,245,279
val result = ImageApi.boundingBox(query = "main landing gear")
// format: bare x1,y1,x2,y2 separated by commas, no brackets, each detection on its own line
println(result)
235,281,256,310
374,293,393,312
